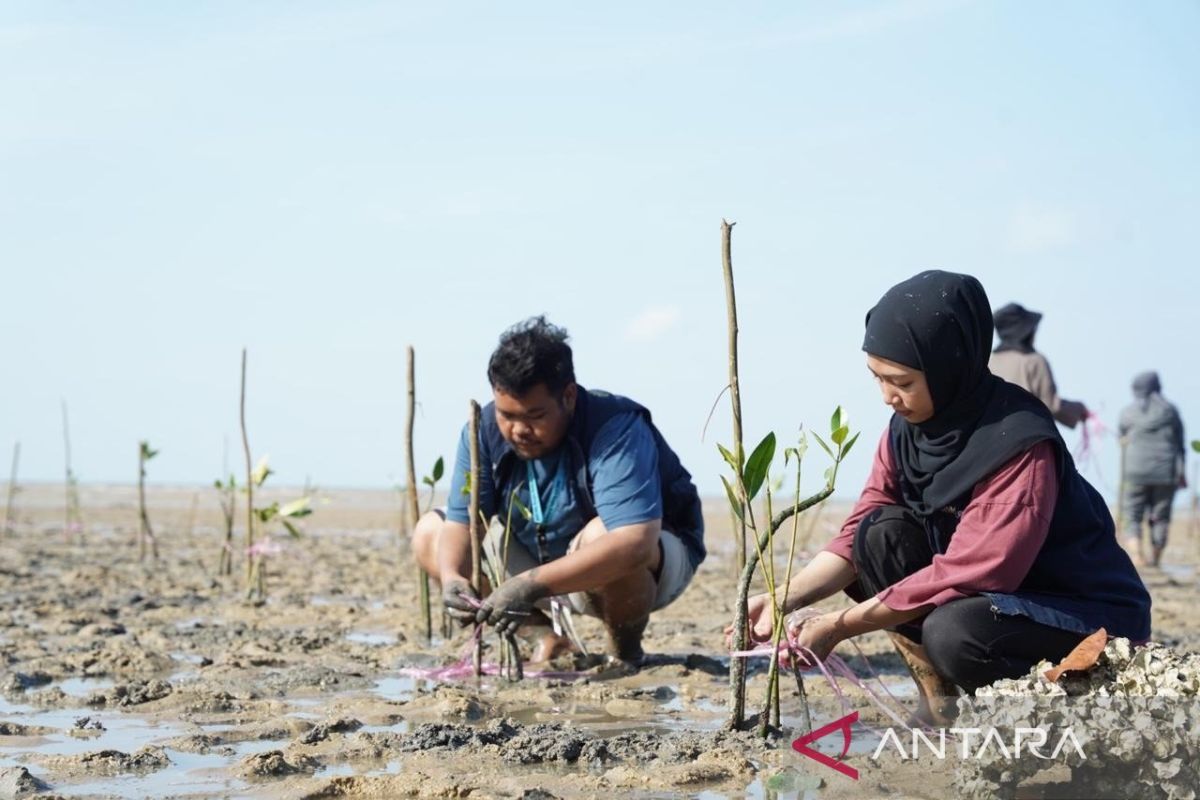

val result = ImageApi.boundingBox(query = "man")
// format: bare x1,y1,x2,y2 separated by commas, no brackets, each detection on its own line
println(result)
411,316,704,666
988,302,1088,428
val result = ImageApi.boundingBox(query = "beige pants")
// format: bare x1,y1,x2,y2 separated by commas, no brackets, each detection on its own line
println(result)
482,521,695,616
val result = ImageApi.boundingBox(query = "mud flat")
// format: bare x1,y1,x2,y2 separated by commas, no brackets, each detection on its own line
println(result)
2,484,1197,798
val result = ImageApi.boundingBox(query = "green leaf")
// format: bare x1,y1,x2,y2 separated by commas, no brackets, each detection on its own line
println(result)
811,432,834,460
251,456,272,487
716,443,741,473
278,497,312,518
422,476,435,487
841,430,861,460
432,456,444,482
1192,440,1200,454
281,519,303,539
720,476,745,522
256,502,279,523
830,406,846,435
743,432,777,502
831,425,849,446
213,479,223,489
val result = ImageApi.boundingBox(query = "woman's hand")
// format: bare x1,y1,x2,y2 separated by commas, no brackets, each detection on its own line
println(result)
785,611,843,665
723,592,777,646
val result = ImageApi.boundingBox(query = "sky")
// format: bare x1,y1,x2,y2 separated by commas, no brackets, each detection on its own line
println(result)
2,1,1198,505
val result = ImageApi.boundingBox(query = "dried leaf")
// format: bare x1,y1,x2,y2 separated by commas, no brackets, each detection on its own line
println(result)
1043,628,1108,682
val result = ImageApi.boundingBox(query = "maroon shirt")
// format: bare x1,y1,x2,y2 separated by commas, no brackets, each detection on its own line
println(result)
824,430,1059,612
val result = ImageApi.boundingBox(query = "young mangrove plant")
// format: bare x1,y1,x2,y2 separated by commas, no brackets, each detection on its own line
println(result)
3,441,19,535
214,473,237,576
137,441,160,562
720,219,748,575
244,455,312,601
722,409,858,734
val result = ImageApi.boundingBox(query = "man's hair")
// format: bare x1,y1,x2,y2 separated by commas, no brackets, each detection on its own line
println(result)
487,316,575,398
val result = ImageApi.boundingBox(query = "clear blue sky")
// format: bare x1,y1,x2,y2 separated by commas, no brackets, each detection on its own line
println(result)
3,1,1198,503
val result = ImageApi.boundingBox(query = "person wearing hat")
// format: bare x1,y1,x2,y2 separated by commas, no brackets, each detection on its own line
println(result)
1118,371,1186,568
989,303,1087,428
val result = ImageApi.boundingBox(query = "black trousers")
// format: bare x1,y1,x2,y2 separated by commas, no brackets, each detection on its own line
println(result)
847,505,1088,693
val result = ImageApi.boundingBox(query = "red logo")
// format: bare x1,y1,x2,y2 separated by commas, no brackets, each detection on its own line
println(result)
791,711,859,780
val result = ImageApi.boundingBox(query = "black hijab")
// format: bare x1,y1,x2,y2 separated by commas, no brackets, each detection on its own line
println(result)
1131,371,1162,411
863,271,1065,517
993,302,1042,354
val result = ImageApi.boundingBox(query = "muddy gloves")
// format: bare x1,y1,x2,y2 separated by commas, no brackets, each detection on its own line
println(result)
442,578,481,626
475,576,549,636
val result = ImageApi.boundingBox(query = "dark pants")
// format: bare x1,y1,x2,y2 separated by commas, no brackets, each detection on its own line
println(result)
847,505,1088,693
1122,482,1176,549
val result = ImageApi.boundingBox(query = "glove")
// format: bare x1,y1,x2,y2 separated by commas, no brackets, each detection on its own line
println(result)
475,576,548,636
442,578,480,626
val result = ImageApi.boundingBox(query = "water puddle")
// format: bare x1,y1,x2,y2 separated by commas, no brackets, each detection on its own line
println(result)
57,677,114,698
371,676,421,702
346,631,398,646
1159,563,1196,582
61,748,249,798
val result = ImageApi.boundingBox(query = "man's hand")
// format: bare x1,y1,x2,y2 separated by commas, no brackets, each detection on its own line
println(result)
442,577,480,626
475,575,549,636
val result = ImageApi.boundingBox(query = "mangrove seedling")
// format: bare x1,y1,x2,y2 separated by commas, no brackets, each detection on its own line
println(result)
245,455,312,601
722,407,858,734
61,400,84,537
137,441,160,562
214,474,237,576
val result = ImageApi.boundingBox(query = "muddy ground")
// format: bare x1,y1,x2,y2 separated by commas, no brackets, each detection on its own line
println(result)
1,483,1197,799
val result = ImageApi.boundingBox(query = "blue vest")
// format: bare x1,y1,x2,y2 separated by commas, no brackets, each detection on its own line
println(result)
480,387,706,569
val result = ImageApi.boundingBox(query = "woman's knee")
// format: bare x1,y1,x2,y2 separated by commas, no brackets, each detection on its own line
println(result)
921,600,986,689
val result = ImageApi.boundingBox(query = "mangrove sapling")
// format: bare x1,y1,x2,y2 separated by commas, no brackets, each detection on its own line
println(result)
723,407,859,733
137,441,160,562
244,455,312,601
240,348,254,586
3,441,19,535
214,474,237,576
404,346,434,643
481,492,525,681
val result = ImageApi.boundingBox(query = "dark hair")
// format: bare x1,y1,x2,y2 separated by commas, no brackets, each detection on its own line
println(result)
487,316,575,398
489,316,578,398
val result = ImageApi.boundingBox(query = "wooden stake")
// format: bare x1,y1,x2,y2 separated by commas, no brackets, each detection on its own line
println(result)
468,400,483,676
406,346,432,641
240,349,255,592
3,442,19,535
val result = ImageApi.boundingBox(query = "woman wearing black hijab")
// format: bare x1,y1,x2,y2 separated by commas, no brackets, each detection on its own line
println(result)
742,271,1151,725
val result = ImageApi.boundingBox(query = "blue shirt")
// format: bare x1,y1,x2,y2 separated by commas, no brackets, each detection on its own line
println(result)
445,411,662,562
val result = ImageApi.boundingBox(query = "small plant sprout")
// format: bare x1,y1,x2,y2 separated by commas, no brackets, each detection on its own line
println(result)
3,441,19,535
422,456,445,513
137,441,160,562
481,488,526,681
720,219,748,575
404,345,435,643
214,474,237,576
244,454,312,601
722,408,859,734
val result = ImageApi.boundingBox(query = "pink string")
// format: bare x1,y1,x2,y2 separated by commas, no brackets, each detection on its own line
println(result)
246,537,282,557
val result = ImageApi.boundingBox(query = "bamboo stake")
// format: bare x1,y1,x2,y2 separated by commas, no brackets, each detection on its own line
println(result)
468,400,483,676
3,442,18,535
405,346,432,641
721,219,747,575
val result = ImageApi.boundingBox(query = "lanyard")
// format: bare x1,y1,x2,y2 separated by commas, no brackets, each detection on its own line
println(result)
526,458,564,562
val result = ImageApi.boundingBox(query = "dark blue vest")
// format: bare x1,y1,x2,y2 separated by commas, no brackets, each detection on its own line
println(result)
480,387,706,569
920,443,1152,640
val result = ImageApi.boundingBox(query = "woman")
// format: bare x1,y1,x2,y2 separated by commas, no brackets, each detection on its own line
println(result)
743,270,1151,725
1118,371,1186,568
